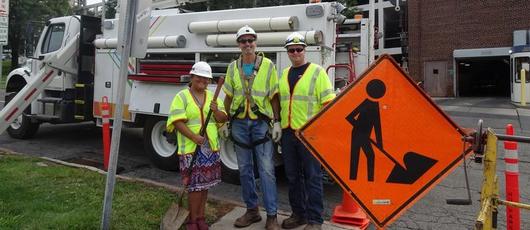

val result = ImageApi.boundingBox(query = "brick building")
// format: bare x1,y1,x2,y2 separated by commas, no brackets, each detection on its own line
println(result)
408,1,530,97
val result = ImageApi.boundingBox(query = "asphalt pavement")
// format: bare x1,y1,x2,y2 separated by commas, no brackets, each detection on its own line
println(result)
1,93,529,229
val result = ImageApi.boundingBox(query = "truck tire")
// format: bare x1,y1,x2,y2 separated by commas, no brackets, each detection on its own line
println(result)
143,116,179,171
219,138,242,184
5,92,40,139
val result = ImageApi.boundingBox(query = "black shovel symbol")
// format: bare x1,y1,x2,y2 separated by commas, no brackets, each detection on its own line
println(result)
347,79,437,184
370,139,438,184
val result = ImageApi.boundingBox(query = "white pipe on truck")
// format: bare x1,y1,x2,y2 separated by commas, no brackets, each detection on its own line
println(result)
206,30,323,47
188,16,299,33
94,35,187,48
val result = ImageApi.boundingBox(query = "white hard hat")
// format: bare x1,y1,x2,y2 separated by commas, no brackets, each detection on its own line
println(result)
189,61,212,79
236,25,257,40
284,32,307,48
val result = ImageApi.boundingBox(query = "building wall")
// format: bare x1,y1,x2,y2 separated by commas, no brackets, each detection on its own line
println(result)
408,0,530,96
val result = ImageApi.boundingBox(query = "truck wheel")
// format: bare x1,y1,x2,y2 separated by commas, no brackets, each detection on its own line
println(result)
5,92,40,139
219,138,241,184
143,116,179,171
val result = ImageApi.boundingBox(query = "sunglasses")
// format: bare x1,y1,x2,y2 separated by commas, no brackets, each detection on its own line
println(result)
287,48,304,53
238,38,255,44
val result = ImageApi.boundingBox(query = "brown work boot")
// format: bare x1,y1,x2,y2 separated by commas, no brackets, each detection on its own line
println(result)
234,207,262,228
265,215,280,230
281,213,307,229
303,223,322,230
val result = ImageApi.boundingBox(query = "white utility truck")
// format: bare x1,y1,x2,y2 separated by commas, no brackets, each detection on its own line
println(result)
1,2,370,183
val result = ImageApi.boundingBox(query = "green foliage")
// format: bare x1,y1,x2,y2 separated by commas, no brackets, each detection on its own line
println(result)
105,0,118,19
333,0,359,18
0,60,10,89
8,0,72,69
0,154,180,229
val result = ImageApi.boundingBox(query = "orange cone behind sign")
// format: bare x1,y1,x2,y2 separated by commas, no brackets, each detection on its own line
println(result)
101,96,111,171
331,192,370,229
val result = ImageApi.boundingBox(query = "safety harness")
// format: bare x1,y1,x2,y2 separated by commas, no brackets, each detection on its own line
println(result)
230,54,272,149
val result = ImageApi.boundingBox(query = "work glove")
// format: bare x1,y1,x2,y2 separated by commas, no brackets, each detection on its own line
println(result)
271,121,282,143
219,123,230,139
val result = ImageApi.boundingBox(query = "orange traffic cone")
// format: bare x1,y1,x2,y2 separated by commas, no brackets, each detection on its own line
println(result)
331,192,370,229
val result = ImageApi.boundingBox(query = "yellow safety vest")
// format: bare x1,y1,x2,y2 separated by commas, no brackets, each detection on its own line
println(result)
279,63,336,130
222,56,278,119
166,88,226,155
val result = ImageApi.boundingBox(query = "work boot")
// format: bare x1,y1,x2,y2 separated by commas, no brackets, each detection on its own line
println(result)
303,223,322,230
234,207,262,228
281,213,307,229
265,215,280,230
196,217,209,230
186,221,199,230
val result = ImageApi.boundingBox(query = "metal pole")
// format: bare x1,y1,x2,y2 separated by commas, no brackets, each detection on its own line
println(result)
496,134,530,143
368,0,375,64
476,129,499,230
0,46,3,86
521,68,526,106
101,0,106,28
100,0,137,229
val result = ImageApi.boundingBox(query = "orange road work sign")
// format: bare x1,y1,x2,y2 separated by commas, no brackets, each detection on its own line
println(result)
298,55,467,228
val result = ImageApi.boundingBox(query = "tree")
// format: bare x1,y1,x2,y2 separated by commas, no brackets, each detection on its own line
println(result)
105,0,118,19
335,0,359,18
8,0,71,70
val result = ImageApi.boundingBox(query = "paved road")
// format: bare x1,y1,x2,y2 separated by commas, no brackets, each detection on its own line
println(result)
1,96,529,229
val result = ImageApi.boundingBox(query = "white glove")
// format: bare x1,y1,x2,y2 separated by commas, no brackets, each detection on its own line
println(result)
271,121,282,142
219,124,230,139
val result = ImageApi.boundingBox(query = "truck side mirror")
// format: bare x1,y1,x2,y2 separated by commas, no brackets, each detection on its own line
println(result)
38,55,44,60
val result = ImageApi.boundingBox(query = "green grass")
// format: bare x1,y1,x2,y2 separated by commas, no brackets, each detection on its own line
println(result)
0,60,11,89
0,153,233,229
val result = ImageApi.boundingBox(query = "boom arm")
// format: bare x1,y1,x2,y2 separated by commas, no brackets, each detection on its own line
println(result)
0,33,80,134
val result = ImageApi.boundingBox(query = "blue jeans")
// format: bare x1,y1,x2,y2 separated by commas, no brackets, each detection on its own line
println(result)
281,128,323,224
231,118,277,216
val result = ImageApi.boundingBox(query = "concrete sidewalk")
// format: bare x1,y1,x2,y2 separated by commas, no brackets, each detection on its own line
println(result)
211,207,360,230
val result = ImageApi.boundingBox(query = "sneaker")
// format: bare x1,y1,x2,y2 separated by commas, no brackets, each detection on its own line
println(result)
281,213,307,229
303,223,322,230
234,207,262,228
265,215,280,230
196,217,209,230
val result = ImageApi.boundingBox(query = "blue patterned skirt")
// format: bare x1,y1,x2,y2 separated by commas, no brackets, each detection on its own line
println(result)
179,140,221,192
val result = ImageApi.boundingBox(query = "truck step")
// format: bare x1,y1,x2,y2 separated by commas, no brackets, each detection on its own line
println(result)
29,114,60,121
37,97,62,104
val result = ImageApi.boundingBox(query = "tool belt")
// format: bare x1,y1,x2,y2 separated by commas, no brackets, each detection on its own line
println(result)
229,105,271,149
232,105,271,123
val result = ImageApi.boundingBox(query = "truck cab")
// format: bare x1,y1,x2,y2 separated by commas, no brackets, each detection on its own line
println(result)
5,15,101,138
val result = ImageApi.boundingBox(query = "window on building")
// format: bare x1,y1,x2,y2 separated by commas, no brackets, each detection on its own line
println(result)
41,23,65,54
383,7,401,48
514,57,530,83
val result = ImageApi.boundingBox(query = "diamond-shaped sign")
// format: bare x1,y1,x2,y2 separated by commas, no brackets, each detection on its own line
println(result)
298,55,466,228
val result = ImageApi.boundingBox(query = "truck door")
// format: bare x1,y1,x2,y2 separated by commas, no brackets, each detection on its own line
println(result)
32,17,79,91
